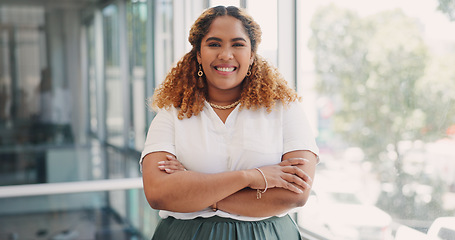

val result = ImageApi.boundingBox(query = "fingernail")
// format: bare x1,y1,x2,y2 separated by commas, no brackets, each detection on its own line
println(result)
304,182,311,189
166,155,174,159
158,161,165,164
303,172,313,183
298,189,304,194
165,168,171,172
158,165,165,169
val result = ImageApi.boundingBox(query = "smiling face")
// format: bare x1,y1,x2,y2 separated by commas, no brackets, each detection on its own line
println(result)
197,15,254,99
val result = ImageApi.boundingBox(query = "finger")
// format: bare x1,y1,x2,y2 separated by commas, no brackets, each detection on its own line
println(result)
159,159,180,168
281,166,313,183
158,165,166,171
168,161,186,171
281,181,305,194
158,161,181,172
157,165,174,174
280,173,311,190
157,161,167,169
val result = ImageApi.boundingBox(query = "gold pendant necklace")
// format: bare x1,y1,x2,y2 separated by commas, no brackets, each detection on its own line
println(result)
208,100,241,110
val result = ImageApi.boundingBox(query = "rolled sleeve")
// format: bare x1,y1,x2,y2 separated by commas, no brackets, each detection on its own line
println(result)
140,108,176,171
283,101,320,161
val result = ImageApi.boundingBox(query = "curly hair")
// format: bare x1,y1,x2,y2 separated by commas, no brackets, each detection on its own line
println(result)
151,5,300,120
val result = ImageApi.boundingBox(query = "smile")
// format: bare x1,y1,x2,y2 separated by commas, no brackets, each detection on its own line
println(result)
215,66,236,72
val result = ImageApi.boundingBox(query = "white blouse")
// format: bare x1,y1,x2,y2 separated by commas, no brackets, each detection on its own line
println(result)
140,100,319,221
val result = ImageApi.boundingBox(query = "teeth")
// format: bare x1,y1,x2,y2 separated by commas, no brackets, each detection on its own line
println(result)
216,67,235,72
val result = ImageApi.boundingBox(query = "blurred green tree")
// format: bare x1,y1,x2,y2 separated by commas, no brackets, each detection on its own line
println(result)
437,0,455,21
309,4,455,220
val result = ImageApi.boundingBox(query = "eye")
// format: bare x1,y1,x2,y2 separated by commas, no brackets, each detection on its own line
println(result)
233,42,245,47
208,42,220,47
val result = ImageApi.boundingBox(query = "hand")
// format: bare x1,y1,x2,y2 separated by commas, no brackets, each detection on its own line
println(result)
157,155,187,173
249,158,312,194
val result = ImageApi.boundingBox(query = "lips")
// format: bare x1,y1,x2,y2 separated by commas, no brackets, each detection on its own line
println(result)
214,65,237,73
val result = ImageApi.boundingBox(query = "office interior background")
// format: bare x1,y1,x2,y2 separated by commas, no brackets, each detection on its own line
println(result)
1,0,454,239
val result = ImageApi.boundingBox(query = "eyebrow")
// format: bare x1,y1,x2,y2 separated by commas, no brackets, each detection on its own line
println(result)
205,37,247,43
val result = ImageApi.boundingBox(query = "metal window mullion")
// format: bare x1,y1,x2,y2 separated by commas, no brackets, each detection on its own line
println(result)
240,0,246,8
145,0,156,125
80,24,90,140
94,9,106,142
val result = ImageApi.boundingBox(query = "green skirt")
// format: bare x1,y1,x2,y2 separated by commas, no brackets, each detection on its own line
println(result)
151,215,302,240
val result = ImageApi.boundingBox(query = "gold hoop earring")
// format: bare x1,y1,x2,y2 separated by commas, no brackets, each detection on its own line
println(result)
197,64,204,88
198,64,204,77
246,66,251,77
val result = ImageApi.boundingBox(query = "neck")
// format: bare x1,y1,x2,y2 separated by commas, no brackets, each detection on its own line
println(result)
207,89,241,105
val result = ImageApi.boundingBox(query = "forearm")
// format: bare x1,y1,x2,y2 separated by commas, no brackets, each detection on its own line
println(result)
150,171,249,212
145,150,317,215
142,152,252,212
217,186,310,217
218,150,317,217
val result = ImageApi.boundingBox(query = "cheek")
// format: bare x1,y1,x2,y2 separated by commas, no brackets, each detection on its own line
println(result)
240,51,252,63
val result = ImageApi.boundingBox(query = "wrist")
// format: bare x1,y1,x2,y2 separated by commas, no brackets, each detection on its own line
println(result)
243,169,259,188
255,168,268,199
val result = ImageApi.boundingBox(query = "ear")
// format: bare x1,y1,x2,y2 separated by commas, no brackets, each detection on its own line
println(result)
197,52,202,64
249,53,255,65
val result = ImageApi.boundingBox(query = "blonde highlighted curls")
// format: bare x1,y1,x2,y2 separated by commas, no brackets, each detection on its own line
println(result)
150,6,299,120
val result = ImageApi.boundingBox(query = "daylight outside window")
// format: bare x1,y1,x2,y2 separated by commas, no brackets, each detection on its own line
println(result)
296,0,455,239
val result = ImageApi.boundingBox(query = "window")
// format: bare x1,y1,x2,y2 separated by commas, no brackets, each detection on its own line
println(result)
126,0,148,151
103,3,124,146
154,0,174,86
297,0,455,238
246,0,278,66
209,0,241,7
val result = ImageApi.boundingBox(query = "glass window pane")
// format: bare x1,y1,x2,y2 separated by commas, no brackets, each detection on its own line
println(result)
246,0,278,66
103,4,124,147
154,0,174,86
0,6,75,186
126,0,147,151
209,0,240,7
297,1,455,239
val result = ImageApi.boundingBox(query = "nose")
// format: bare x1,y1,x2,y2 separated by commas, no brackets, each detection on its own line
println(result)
218,46,233,60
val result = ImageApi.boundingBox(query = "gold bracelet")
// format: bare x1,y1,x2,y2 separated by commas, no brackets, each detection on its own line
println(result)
255,168,268,199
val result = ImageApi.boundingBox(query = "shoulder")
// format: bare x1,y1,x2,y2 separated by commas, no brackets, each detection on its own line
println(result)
151,106,180,123
273,100,304,115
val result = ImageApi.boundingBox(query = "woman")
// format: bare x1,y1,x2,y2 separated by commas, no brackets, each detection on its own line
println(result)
141,5,319,240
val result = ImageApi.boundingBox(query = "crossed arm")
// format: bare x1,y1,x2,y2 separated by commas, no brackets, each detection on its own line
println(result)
141,150,317,218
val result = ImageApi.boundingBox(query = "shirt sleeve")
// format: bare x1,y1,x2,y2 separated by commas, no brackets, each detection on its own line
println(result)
282,101,320,161
139,108,176,171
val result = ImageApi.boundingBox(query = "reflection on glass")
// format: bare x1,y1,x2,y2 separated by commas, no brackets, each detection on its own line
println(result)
0,6,74,186
298,0,455,238
103,4,124,147
0,189,152,240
